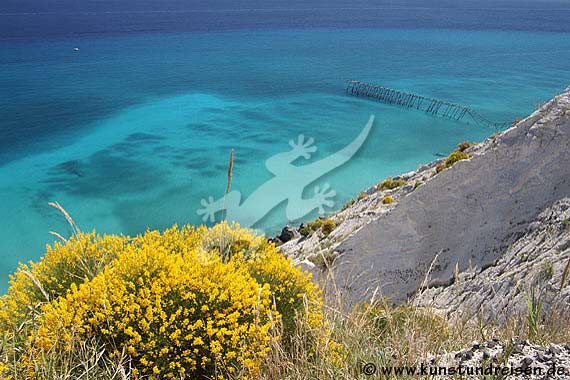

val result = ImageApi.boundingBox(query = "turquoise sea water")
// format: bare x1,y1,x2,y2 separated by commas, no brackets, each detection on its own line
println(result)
1,8,570,291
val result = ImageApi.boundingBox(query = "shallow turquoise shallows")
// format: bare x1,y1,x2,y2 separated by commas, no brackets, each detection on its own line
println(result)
1,27,570,291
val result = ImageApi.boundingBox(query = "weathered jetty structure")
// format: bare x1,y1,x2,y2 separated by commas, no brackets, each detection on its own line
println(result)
346,80,510,129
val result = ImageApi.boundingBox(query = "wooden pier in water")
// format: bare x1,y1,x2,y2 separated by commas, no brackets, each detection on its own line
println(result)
346,80,510,129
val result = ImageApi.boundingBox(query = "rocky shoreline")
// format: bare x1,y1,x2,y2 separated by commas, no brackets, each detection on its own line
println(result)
273,86,570,321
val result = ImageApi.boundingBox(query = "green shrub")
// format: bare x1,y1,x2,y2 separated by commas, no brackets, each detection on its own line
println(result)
321,219,336,236
382,196,394,204
299,218,336,237
378,178,407,191
445,150,470,168
299,225,312,237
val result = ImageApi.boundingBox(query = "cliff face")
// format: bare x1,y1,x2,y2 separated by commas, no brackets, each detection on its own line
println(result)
333,88,570,303
416,197,570,322
280,88,570,312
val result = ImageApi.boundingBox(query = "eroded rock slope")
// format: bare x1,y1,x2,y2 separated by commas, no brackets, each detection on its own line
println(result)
332,88,570,302
282,88,570,308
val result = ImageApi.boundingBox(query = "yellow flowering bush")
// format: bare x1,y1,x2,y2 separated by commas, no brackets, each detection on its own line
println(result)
1,223,323,379
246,247,322,340
0,232,128,331
193,222,323,338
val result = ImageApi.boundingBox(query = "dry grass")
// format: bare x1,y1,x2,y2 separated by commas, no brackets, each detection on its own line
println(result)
3,278,570,379
1,320,132,380
255,289,570,380
48,201,80,237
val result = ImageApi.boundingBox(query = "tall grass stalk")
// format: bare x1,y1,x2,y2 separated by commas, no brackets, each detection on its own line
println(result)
561,257,570,291
525,286,543,340
48,201,80,237
220,149,234,262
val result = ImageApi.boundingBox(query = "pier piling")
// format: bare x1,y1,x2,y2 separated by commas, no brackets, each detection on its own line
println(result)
346,80,510,129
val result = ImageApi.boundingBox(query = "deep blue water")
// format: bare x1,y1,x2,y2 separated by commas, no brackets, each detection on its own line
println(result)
1,0,570,291
3,0,570,41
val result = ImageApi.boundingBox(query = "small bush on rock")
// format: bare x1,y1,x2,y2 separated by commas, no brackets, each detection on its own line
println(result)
321,219,336,236
379,178,407,191
457,141,471,152
436,163,446,173
445,150,470,168
299,218,336,237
